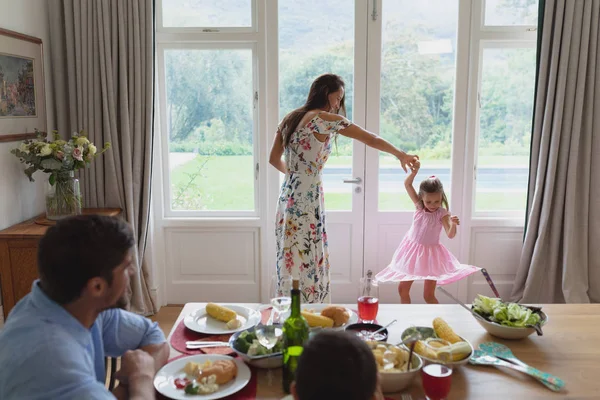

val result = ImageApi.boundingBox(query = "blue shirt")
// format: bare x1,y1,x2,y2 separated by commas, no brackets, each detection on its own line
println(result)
0,281,166,399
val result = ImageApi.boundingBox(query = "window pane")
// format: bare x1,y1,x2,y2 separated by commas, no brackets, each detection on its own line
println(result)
475,48,535,213
165,49,254,211
484,0,538,26
162,0,252,28
378,0,458,211
278,0,355,211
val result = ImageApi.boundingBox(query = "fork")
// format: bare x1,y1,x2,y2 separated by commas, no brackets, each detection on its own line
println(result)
401,394,413,400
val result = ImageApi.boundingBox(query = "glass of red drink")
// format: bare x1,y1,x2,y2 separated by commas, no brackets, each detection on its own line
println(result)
421,363,453,400
358,270,379,323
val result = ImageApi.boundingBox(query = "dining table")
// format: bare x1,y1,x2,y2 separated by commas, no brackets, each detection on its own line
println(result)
165,303,600,399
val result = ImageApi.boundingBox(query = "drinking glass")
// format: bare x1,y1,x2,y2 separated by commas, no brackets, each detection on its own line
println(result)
422,363,453,400
358,270,379,323
270,274,292,324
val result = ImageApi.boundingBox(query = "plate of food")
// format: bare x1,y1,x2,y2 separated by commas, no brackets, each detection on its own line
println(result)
400,318,474,367
184,303,261,335
300,304,359,330
366,341,423,393
154,354,251,400
229,325,284,369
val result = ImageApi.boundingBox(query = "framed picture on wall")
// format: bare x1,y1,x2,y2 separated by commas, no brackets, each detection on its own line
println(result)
0,27,46,143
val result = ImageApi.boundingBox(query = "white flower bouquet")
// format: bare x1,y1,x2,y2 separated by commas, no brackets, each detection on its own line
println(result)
11,129,110,219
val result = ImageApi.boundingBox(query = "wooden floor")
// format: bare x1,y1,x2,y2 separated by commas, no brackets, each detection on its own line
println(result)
150,305,183,337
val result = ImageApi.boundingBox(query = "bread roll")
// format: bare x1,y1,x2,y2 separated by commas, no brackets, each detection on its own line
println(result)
320,306,350,327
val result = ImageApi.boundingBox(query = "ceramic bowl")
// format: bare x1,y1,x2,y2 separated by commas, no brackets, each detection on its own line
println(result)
228,325,283,369
472,309,549,340
345,322,389,342
368,342,423,393
400,326,473,367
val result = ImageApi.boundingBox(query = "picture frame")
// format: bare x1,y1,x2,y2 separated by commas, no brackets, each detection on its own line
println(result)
0,27,46,143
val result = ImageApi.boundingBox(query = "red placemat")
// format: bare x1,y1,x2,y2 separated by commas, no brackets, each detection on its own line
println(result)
157,354,258,400
170,308,272,355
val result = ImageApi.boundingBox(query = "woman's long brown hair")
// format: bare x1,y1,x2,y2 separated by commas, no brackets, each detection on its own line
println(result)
280,73,347,148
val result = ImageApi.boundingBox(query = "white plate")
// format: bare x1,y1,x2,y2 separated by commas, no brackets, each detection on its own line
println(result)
184,305,261,335
154,354,251,400
300,304,359,330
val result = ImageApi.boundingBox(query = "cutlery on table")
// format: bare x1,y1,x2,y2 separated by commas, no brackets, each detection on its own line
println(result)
436,286,488,322
480,268,501,299
369,319,397,340
185,341,230,349
478,342,564,392
469,350,564,392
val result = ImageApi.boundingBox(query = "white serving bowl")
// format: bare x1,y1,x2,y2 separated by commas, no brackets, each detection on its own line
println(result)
400,327,473,367
368,341,423,393
473,310,549,340
379,352,423,393
228,326,283,369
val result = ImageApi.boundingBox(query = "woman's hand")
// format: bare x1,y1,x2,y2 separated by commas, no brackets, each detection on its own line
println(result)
398,151,419,173
409,159,420,176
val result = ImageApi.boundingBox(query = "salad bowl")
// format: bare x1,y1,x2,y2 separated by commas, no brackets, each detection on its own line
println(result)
471,295,548,339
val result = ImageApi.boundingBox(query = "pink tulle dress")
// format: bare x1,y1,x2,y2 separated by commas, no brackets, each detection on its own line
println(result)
376,206,480,285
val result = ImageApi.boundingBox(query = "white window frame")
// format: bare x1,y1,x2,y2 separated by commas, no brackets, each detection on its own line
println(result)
481,0,539,31
156,0,258,34
156,43,260,218
156,0,265,218
465,0,537,222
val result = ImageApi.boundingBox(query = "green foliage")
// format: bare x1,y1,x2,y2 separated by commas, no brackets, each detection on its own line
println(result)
165,2,535,161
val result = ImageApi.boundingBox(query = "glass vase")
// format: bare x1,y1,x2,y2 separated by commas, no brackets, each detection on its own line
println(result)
45,171,82,220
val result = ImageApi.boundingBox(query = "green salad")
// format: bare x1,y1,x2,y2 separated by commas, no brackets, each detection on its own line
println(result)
472,295,541,327
234,330,283,356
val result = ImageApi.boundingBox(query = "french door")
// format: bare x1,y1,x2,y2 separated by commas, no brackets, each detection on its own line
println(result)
276,0,464,303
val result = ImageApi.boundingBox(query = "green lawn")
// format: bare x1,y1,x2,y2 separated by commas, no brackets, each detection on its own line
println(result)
327,154,529,167
170,154,528,212
324,192,527,212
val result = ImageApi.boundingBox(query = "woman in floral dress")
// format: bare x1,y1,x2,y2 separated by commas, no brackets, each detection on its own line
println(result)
270,73,418,303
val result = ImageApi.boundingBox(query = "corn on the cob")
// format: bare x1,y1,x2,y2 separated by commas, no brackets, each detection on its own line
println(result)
301,310,334,328
413,340,438,360
436,341,472,362
206,303,237,323
433,317,463,344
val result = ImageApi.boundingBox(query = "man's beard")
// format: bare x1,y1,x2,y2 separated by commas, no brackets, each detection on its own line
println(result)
100,293,129,312
115,295,129,310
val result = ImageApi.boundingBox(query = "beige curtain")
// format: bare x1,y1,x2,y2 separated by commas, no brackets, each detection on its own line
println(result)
511,0,600,303
48,0,157,314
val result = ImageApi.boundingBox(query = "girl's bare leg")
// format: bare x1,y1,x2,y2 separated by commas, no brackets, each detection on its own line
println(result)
424,280,439,304
398,281,414,304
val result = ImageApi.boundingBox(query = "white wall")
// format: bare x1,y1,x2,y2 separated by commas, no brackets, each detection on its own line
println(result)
0,0,54,324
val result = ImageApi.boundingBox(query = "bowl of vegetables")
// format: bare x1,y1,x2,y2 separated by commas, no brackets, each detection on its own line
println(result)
400,318,474,367
228,325,283,369
471,295,548,340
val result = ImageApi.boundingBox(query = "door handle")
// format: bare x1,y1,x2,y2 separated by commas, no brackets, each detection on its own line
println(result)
343,177,362,184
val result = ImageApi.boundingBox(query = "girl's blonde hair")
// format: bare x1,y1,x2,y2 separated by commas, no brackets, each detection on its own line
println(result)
418,176,449,210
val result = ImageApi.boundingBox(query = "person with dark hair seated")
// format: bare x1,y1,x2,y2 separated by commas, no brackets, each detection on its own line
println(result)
290,330,384,400
0,215,169,399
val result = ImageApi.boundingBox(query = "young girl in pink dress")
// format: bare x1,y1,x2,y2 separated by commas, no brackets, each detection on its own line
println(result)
375,160,480,304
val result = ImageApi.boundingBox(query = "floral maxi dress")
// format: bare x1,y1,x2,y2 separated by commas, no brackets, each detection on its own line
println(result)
275,114,351,303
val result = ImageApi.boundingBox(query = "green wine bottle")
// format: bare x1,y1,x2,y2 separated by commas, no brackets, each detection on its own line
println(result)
282,279,309,394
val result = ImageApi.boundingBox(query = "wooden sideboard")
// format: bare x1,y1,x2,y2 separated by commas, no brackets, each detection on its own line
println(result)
0,208,122,319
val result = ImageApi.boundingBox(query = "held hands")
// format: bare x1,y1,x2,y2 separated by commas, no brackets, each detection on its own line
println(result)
409,159,420,176
398,152,419,173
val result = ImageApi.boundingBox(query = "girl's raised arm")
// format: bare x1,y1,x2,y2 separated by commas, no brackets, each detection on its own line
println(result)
404,160,420,205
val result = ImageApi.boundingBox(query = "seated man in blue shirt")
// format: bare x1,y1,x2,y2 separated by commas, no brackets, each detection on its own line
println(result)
0,215,169,399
